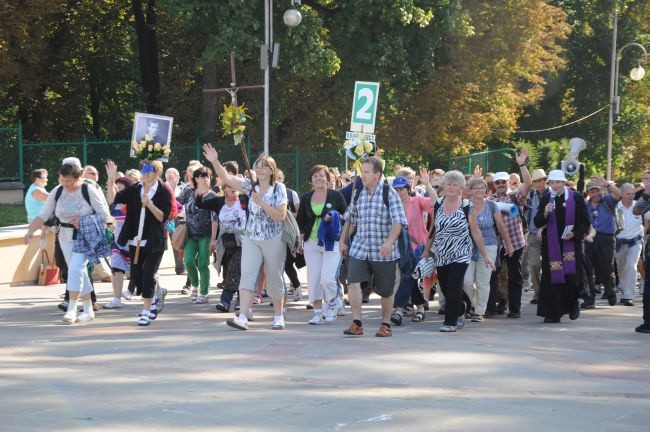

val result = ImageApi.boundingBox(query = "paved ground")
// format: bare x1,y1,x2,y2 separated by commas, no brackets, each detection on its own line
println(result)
1,266,648,432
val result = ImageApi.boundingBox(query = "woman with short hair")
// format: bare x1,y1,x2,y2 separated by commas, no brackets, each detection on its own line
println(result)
106,160,171,327
25,160,110,324
296,165,348,324
424,170,495,332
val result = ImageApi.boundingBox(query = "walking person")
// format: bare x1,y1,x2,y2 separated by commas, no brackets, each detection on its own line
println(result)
25,159,110,324
106,160,172,327
633,170,650,333
615,183,644,306
534,170,589,323
339,156,408,337
296,165,348,325
424,170,495,332
582,177,622,307
203,143,289,330
177,166,217,304
462,177,513,322
524,169,550,304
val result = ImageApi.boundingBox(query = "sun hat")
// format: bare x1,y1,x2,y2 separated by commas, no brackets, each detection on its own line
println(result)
493,172,509,182
547,170,567,182
586,180,601,190
530,169,547,182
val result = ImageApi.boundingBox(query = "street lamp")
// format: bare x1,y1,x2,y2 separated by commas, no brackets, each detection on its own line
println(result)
263,0,302,156
606,11,648,180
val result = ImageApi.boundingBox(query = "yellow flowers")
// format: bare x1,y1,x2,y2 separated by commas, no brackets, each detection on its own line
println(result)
344,132,376,161
220,103,251,145
131,136,171,161
354,145,364,156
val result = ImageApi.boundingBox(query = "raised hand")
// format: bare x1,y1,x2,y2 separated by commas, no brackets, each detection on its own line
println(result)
473,164,483,178
202,143,219,163
105,160,118,180
419,167,430,185
515,148,529,166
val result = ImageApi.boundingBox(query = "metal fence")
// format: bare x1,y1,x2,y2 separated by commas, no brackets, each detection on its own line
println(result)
447,147,513,174
2,123,349,194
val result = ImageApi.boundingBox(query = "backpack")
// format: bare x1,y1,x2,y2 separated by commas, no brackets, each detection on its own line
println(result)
353,183,414,275
54,182,115,241
603,200,625,235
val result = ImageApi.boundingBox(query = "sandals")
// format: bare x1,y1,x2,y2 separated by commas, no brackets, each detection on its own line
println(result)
190,289,198,302
375,323,392,337
390,311,403,326
195,294,208,304
411,311,425,322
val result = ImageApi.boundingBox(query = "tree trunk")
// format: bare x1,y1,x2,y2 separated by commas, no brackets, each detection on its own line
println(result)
201,62,218,140
132,0,160,114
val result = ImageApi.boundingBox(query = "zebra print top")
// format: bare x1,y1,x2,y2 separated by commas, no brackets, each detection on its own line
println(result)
432,202,474,267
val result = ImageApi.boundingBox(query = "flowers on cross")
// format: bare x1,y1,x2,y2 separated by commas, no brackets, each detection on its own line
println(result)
344,133,376,160
131,135,171,161
220,103,251,145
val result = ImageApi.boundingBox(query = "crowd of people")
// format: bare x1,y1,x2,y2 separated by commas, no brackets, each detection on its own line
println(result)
23,149,650,334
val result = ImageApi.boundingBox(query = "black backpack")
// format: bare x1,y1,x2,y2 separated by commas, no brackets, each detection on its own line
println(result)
353,183,414,275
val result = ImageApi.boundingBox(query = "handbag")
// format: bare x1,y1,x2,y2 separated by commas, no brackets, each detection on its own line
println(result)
38,249,60,286
171,223,188,251
221,233,238,248
413,257,435,279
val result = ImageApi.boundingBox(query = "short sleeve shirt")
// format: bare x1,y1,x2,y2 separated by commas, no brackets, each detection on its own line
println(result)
346,182,407,262
242,179,287,241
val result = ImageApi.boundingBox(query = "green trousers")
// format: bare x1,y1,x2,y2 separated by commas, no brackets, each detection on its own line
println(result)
183,236,211,295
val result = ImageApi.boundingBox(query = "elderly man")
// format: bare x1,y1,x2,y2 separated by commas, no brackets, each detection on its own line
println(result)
583,176,621,308
615,183,644,306
487,149,532,318
526,169,551,304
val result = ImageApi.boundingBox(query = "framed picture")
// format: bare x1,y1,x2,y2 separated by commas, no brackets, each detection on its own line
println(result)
130,112,174,160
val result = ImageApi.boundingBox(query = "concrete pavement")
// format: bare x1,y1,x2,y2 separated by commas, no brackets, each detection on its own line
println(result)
1,266,648,431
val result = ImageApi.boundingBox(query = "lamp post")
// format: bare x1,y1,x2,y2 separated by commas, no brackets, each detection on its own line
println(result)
263,0,302,156
606,11,648,180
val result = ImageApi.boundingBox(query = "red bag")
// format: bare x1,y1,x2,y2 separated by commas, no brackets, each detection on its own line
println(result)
38,250,60,286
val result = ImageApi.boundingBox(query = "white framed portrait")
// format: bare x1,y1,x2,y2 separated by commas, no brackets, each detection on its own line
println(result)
130,112,174,159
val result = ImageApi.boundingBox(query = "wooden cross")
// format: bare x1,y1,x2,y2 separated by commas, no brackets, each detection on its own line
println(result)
203,52,263,171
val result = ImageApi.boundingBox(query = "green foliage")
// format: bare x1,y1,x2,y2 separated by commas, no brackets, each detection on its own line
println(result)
0,204,27,227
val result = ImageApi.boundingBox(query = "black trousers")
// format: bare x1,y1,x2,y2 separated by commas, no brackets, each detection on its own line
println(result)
583,233,616,304
128,246,164,299
643,244,650,325
284,246,301,289
436,262,469,326
487,247,524,313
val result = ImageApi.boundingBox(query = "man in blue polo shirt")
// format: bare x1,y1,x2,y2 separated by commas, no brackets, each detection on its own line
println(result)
583,177,621,308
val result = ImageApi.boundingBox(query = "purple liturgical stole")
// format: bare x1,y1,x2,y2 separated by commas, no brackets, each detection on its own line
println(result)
546,188,576,284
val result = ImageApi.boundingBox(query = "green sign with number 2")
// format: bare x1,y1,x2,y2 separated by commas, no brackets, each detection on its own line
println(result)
350,81,380,134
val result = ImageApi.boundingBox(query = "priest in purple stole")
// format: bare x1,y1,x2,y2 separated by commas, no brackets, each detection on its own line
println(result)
533,170,589,323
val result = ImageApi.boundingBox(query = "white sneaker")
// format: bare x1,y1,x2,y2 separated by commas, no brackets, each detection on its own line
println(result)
77,311,95,323
121,290,133,301
103,298,123,309
325,302,338,323
457,315,465,330
62,310,77,324
308,312,324,325
272,318,286,330
292,286,302,302
227,314,249,330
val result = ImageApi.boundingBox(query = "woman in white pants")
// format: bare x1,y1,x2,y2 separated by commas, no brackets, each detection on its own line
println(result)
463,178,513,322
25,159,110,324
615,183,644,306
203,144,288,330
296,165,348,324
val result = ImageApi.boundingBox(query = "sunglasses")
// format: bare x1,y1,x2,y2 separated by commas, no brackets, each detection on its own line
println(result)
494,180,507,185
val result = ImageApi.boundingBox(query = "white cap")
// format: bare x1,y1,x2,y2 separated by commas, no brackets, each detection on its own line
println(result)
547,169,567,182
493,172,509,182
61,157,82,168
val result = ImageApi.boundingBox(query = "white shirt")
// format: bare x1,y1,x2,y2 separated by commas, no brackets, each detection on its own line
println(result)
616,200,643,239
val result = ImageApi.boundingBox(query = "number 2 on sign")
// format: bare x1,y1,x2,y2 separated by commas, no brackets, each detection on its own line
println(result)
356,88,374,120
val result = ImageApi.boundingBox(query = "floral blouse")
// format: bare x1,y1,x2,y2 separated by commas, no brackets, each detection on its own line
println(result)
242,179,287,241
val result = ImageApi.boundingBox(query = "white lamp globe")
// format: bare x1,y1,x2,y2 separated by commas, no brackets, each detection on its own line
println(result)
629,65,646,81
283,8,302,27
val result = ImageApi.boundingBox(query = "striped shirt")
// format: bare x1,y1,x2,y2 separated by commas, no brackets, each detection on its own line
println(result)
346,181,407,262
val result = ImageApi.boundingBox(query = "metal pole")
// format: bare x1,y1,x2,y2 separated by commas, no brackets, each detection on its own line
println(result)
263,0,272,156
606,8,618,180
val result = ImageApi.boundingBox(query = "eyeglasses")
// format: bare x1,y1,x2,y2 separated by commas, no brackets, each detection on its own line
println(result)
494,180,507,185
